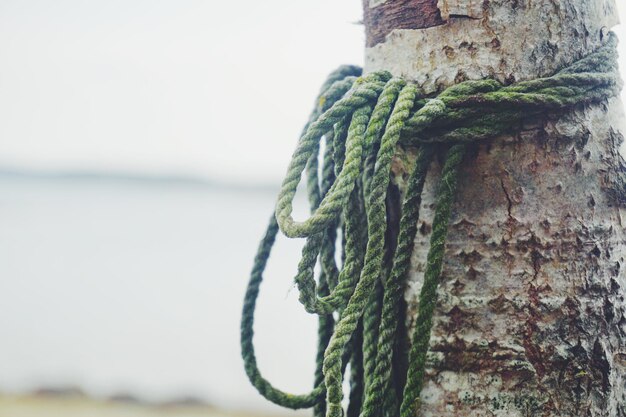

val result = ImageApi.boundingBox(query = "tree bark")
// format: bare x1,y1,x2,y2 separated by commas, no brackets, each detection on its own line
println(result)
363,1,626,416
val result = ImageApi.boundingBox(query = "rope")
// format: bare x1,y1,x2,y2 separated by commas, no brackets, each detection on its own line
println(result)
240,33,620,416
399,144,465,417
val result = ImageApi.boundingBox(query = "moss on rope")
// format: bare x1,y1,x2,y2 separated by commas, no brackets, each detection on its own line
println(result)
240,34,621,417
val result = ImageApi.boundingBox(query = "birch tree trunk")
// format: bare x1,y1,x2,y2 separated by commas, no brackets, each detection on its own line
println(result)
362,1,626,416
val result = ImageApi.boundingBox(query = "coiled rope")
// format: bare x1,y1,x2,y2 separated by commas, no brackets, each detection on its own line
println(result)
241,34,621,417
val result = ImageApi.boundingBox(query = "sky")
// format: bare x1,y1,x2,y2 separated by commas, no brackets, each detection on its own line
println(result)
0,1,625,186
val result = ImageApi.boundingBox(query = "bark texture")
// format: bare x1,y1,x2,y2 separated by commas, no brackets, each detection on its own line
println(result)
363,1,626,416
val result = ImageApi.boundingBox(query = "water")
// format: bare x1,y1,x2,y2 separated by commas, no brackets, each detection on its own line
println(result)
0,175,319,413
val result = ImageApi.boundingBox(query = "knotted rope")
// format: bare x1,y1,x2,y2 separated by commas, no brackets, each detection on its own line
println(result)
241,34,621,417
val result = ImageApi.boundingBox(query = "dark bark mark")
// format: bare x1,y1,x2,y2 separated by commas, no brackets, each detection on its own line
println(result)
523,285,547,378
362,0,445,47
384,178,405,405
391,295,409,405
591,340,611,393
384,183,402,269
603,129,626,207
448,14,480,20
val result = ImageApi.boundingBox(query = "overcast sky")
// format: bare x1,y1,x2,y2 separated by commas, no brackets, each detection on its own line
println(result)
0,1,625,185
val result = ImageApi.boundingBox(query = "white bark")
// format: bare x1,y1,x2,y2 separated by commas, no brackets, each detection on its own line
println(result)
364,1,626,416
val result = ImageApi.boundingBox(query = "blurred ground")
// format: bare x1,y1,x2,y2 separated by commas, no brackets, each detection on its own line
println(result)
0,393,277,417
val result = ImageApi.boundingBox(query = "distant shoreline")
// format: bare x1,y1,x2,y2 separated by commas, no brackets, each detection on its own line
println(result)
0,166,280,193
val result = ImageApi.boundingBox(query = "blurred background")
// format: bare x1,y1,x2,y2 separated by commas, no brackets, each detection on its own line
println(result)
0,1,624,416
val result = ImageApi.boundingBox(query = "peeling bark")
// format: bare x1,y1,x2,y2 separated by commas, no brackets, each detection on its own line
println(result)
364,0,626,416
362,0,444,47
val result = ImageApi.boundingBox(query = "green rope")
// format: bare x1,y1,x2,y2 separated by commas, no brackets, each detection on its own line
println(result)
360,145,433,417
399,144,465,417
240,66,362,410
241,34,620,416
323,82,418,417
362,279,382,396
346,320,364,417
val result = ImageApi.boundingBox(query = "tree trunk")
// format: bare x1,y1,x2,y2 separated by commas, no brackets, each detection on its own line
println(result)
363,1,626,416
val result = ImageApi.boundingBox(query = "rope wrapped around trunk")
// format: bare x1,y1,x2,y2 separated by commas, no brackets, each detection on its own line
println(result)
240,33,621,417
